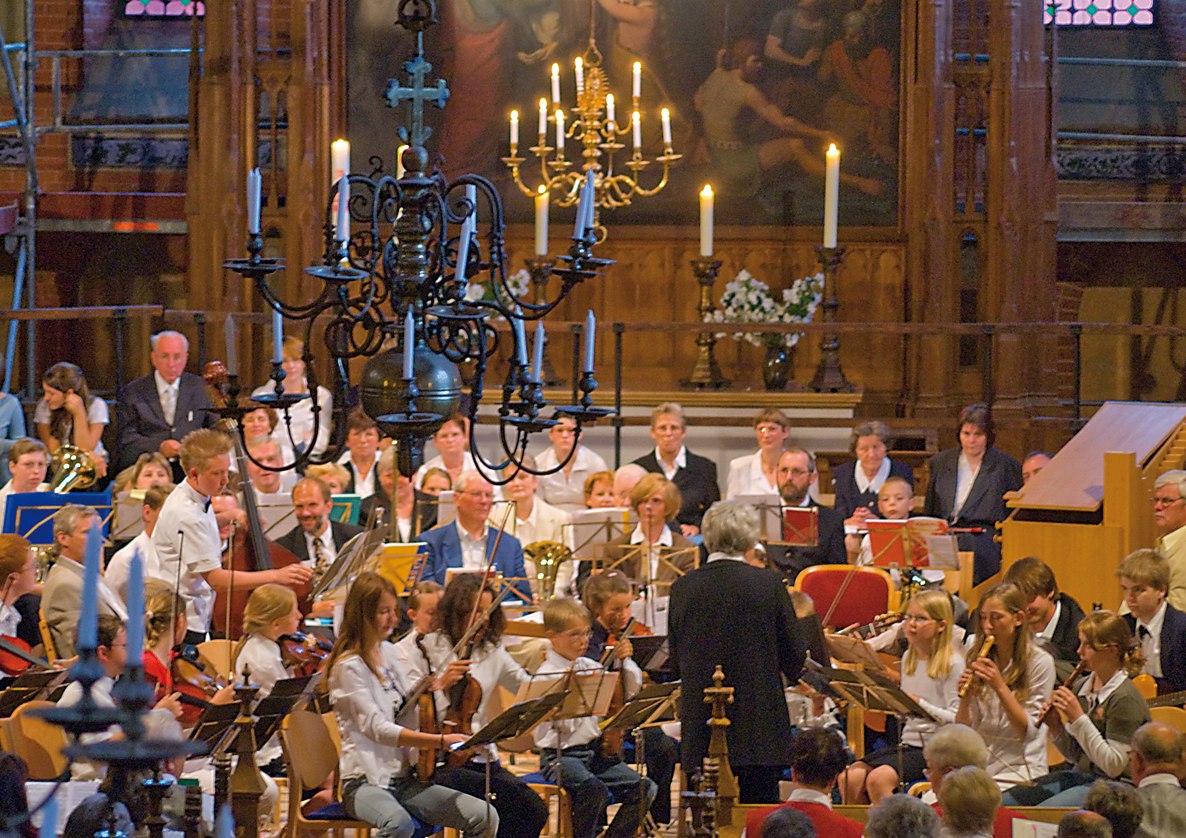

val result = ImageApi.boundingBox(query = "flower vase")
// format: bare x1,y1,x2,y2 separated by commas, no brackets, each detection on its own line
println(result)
762,343,793,391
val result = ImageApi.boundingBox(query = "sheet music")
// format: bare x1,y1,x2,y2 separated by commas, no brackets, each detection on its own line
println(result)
255,491,298,539
565,508,635,559
112,491,146,541
733,494,782,541
27,780,101,834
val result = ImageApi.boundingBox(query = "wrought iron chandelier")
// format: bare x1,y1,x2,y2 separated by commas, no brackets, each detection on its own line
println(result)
223,0,614,481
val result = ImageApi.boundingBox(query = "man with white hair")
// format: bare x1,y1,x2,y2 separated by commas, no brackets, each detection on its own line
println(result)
613,463,647,508
422,470,532,600
1150,470,1186,610
1128,721,1186,838
924,724,1020,838
115,330,217,474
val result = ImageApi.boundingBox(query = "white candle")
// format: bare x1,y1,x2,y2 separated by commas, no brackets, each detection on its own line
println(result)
335,175,349,242
551,63,561,105
509,110,519,152
403,310,415,380
605,93,616,127
272,309,283,364
531,321,545,382
38,794,58,838
573,170,592,238
662,107,673,150
632,111,641,152
538,98,548,141
330,138,350,180
396,143,409,178
574,57,584,96
78,520,102,649
555,109,566,155
455,184,476,278
632,62,641,101
823,143,840,248
583,310,596,374
700,184,714,257
581,169,596,232
534,186,549,256
224,314,238,376
126,552,145,664
247,167,261,235
513,308,529,367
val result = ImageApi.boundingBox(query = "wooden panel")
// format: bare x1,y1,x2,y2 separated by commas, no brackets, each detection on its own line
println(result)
1001,519,1126,610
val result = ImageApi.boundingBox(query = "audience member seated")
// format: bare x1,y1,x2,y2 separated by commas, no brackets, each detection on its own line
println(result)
848,475,915,565
0,534,40,652
744,729,863,838
418,466,452,496
1117,549,1186,694
1057,810,1114,838
0,438,48,527
1004,556,1087,677
758,807,816,838
496,454,570,595
421,470,531,600
304,462,350,496
631,402,719,535
336,408,382,498
1083,780,1144,838
1128,721,1186,838
1150,470,1186,610
413,413,480,489
251,335,333,456
725,408,791,499
864,794,941,838
42,504,127,657
361,446,437,538
832,420,914,523
35,361,110,480
106,483,171,604
114,330,216,475
241,408,296,487
112,451,173,496
583,470,618,509
765,448,845,578
0,391,25,487
536,413,609,514
243,435,287,496
613,464,646,507
937,766,1001,838
1022,451,1051,485
926,724,1022,838
276,477,365,581
923,403,1022,584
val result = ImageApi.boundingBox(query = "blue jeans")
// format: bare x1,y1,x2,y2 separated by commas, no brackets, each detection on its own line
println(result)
540,744,657,838
1000,770,1097,807
343,776,498,838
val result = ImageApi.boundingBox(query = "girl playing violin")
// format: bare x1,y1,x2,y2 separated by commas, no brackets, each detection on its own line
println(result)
956,582,1055,789
142,581,235,705
1001,610,1150,807
403,574,549,838
327,571,496,838
0,534,40,654
842,589,965,803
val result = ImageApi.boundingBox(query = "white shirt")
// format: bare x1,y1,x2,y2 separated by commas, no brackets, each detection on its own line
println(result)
535,445,609,514
653,446,687,480
33,397,110,460
902,652,965,746
234,634,293,765
533,647,641,750
1061,669,1133,777
1138,772,1184,788
1036,601,1063,642
786,788,832,808
329,643,419,787
251,381,333,456
336,450,378,499
1136,601,1166,679
59,675,117,780
151,480,223,634
951,453,978,519
154,371,181,426
853,456,892,495
454,520,489,570
302,525,336,570
107,530,158,605
630,524,673,584
0,601,19,637
725,452,779,499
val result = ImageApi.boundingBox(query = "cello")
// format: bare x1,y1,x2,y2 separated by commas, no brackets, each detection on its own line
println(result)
203,362,309,638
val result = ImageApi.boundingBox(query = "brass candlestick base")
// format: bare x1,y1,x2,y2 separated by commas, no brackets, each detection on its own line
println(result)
682,257,731,390
809,245,855,393
527,256,562,386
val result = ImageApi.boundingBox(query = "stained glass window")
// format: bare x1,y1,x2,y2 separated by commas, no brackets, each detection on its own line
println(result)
1045,0,1154,26
123,0,205,18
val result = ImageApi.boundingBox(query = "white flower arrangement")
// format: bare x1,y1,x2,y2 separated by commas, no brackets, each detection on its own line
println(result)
709,268,824,349
463,268,532,310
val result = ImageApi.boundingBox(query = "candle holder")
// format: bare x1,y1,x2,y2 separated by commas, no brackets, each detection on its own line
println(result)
809,245,856,393
526,256,562,386
681,257,731,390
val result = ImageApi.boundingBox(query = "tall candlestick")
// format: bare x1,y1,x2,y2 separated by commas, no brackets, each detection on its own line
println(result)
632,62,642,101
247,167,261,235
335,175,350,242
78,519,102,649
513,308,529,367
581,169,596,232
534,186,549,256
583,310,596,373
531,321,545,382
272,309,284,364
509,110,519,153
661,107,672,150
403,310,415,379
573,169,593,238
823,144,840,248
396,143,409,178
555,109,566,155
632,111,641,153
700,184,714,257
455,184,476,279
126,552,145,664
574,57,584,95
538,98,548,141
330,138,350,180
605,93,616,126
551,63,561,105
224,314,238,376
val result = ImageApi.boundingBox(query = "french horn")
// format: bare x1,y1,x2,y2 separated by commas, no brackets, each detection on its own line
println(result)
49,445,98,493
523,540,573,601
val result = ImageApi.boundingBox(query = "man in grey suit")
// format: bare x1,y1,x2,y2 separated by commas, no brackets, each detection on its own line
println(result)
1130,721,1186,838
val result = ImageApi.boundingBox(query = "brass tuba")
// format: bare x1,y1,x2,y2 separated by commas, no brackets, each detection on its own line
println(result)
49,445,97,493
523,540,573,601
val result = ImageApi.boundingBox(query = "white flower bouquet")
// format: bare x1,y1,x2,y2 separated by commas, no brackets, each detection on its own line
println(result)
709,268,823,349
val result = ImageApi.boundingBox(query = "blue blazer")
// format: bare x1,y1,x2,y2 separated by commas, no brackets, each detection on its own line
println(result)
1124,604,1186,694
832,458,915,521
421,523,532,602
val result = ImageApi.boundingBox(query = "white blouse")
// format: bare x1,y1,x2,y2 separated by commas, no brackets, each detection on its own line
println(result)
901,652,965,747
233,634,293,765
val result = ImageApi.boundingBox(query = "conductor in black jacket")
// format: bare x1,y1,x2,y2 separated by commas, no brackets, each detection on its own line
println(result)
670,500,806,804
631,402,719,535
764,447,847,580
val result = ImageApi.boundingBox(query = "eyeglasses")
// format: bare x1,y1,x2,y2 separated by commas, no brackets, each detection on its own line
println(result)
902,615,935,625
782,468,811,478
1151,495,1183,507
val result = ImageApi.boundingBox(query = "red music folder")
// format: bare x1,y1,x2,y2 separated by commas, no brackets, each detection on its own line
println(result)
865,517,956,567
781,506,819,547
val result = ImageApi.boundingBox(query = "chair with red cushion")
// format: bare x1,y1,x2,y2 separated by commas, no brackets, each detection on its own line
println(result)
795,565,894,630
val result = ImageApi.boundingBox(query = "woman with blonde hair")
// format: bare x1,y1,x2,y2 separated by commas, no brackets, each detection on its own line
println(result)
843,589,965,802
956,582,1056,788
1002,610,1150,807
251,335,333,456
305,462,351,495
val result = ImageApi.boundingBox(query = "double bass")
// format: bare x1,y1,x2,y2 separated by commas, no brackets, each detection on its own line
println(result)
204,362,309,638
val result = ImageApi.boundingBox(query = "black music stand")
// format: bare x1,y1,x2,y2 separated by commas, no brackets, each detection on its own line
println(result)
0,669,68,717
187,701,241,757
600,681,681,837
251,675,317,747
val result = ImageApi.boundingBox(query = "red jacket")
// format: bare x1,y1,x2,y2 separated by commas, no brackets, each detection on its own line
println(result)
745,801,863,838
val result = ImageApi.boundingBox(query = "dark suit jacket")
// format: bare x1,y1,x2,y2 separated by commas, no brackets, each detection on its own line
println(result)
1046,592,1087,670
923,446,1023,584
1124,604,1186,694
115,371,217,472
420,523,532,601
631,450,720,530
276,519,366,564
832,458,915,521
765,500,847,580
670,560,805,770
359,490,438,538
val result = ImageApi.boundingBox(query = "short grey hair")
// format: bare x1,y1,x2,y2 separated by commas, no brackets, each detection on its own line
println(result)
650,402,686,429
865,794,940,838
1057,811,1113,838
701,501,760,556
1154,469,1186,497
937,766,999,835
150,330,189,352
1083,780,1142,838
850,420,893,452
455,470,492,494
53,504,98,543
923,723,988,771
759,807,815,838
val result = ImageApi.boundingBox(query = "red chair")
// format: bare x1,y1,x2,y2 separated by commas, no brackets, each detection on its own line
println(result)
794,565,893,630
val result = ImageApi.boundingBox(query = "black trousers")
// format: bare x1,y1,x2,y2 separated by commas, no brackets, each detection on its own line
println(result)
734,765,784,805
637,727,678,823
433,761,548,838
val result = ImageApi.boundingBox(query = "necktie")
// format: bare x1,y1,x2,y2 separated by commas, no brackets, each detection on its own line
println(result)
161,385,176,426
312,537,329,582
1137,625,1151,640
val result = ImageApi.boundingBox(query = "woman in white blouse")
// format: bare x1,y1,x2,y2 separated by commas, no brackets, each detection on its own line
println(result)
724,408,790,499
251,336,333,456
35,361,109,478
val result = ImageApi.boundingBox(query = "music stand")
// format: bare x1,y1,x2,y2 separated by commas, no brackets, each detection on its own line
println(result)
454,691,567,752
866,517,958,569
3,491,113,540
330,494,363,525
629,635,670,677
517,668,619,719
112,491,146,542
254,492,298,539
311,525,390,601
777,506,819,547
565,508,635,560
252,675,317,747
733,494,783,542
187,701,241,758
600,681,681,835
0,669,68,717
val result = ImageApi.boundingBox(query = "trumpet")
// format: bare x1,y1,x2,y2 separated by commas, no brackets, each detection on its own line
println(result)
959,634,996,697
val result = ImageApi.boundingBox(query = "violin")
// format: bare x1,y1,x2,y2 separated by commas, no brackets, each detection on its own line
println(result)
278,631,333,678
414,632,443,780
600,618,645,758
0,635,54,676
171,644,228,726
